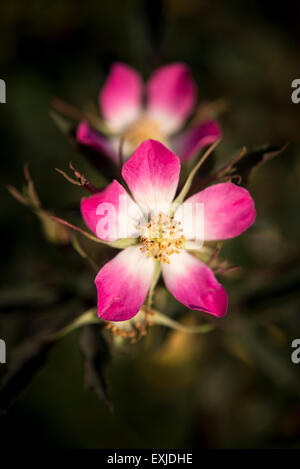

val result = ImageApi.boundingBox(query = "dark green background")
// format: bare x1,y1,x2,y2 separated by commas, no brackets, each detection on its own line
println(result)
0,0,300,448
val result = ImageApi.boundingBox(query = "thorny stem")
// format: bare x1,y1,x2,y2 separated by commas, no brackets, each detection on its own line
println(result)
69,162,99,194
55,164,99,194
55,167,82,187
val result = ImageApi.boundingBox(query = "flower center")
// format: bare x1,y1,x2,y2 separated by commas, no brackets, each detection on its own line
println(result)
123,116,166,150
139,212,185,264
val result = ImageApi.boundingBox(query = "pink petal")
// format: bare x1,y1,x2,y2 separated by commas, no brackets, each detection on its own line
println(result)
172,120,222,161
177,182,256,242
81,180,142,241
99,62,143,132
146,63,197,134
122,139,180,214
95,246,154,321
77,121,119,163
162,250,228,317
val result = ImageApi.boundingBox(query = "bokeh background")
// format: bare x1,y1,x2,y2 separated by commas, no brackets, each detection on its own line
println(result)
0,0,300,449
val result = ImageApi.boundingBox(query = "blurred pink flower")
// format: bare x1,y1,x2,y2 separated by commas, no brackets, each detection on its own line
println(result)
77,62,221,162
81,140,256,322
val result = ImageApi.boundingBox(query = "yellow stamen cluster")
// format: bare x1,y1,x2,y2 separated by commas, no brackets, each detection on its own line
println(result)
139,212,185,264
123,117,165,149
105,308,154,342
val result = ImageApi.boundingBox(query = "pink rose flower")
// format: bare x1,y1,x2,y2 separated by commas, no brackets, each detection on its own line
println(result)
77,62,221,163
81,140,256,322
